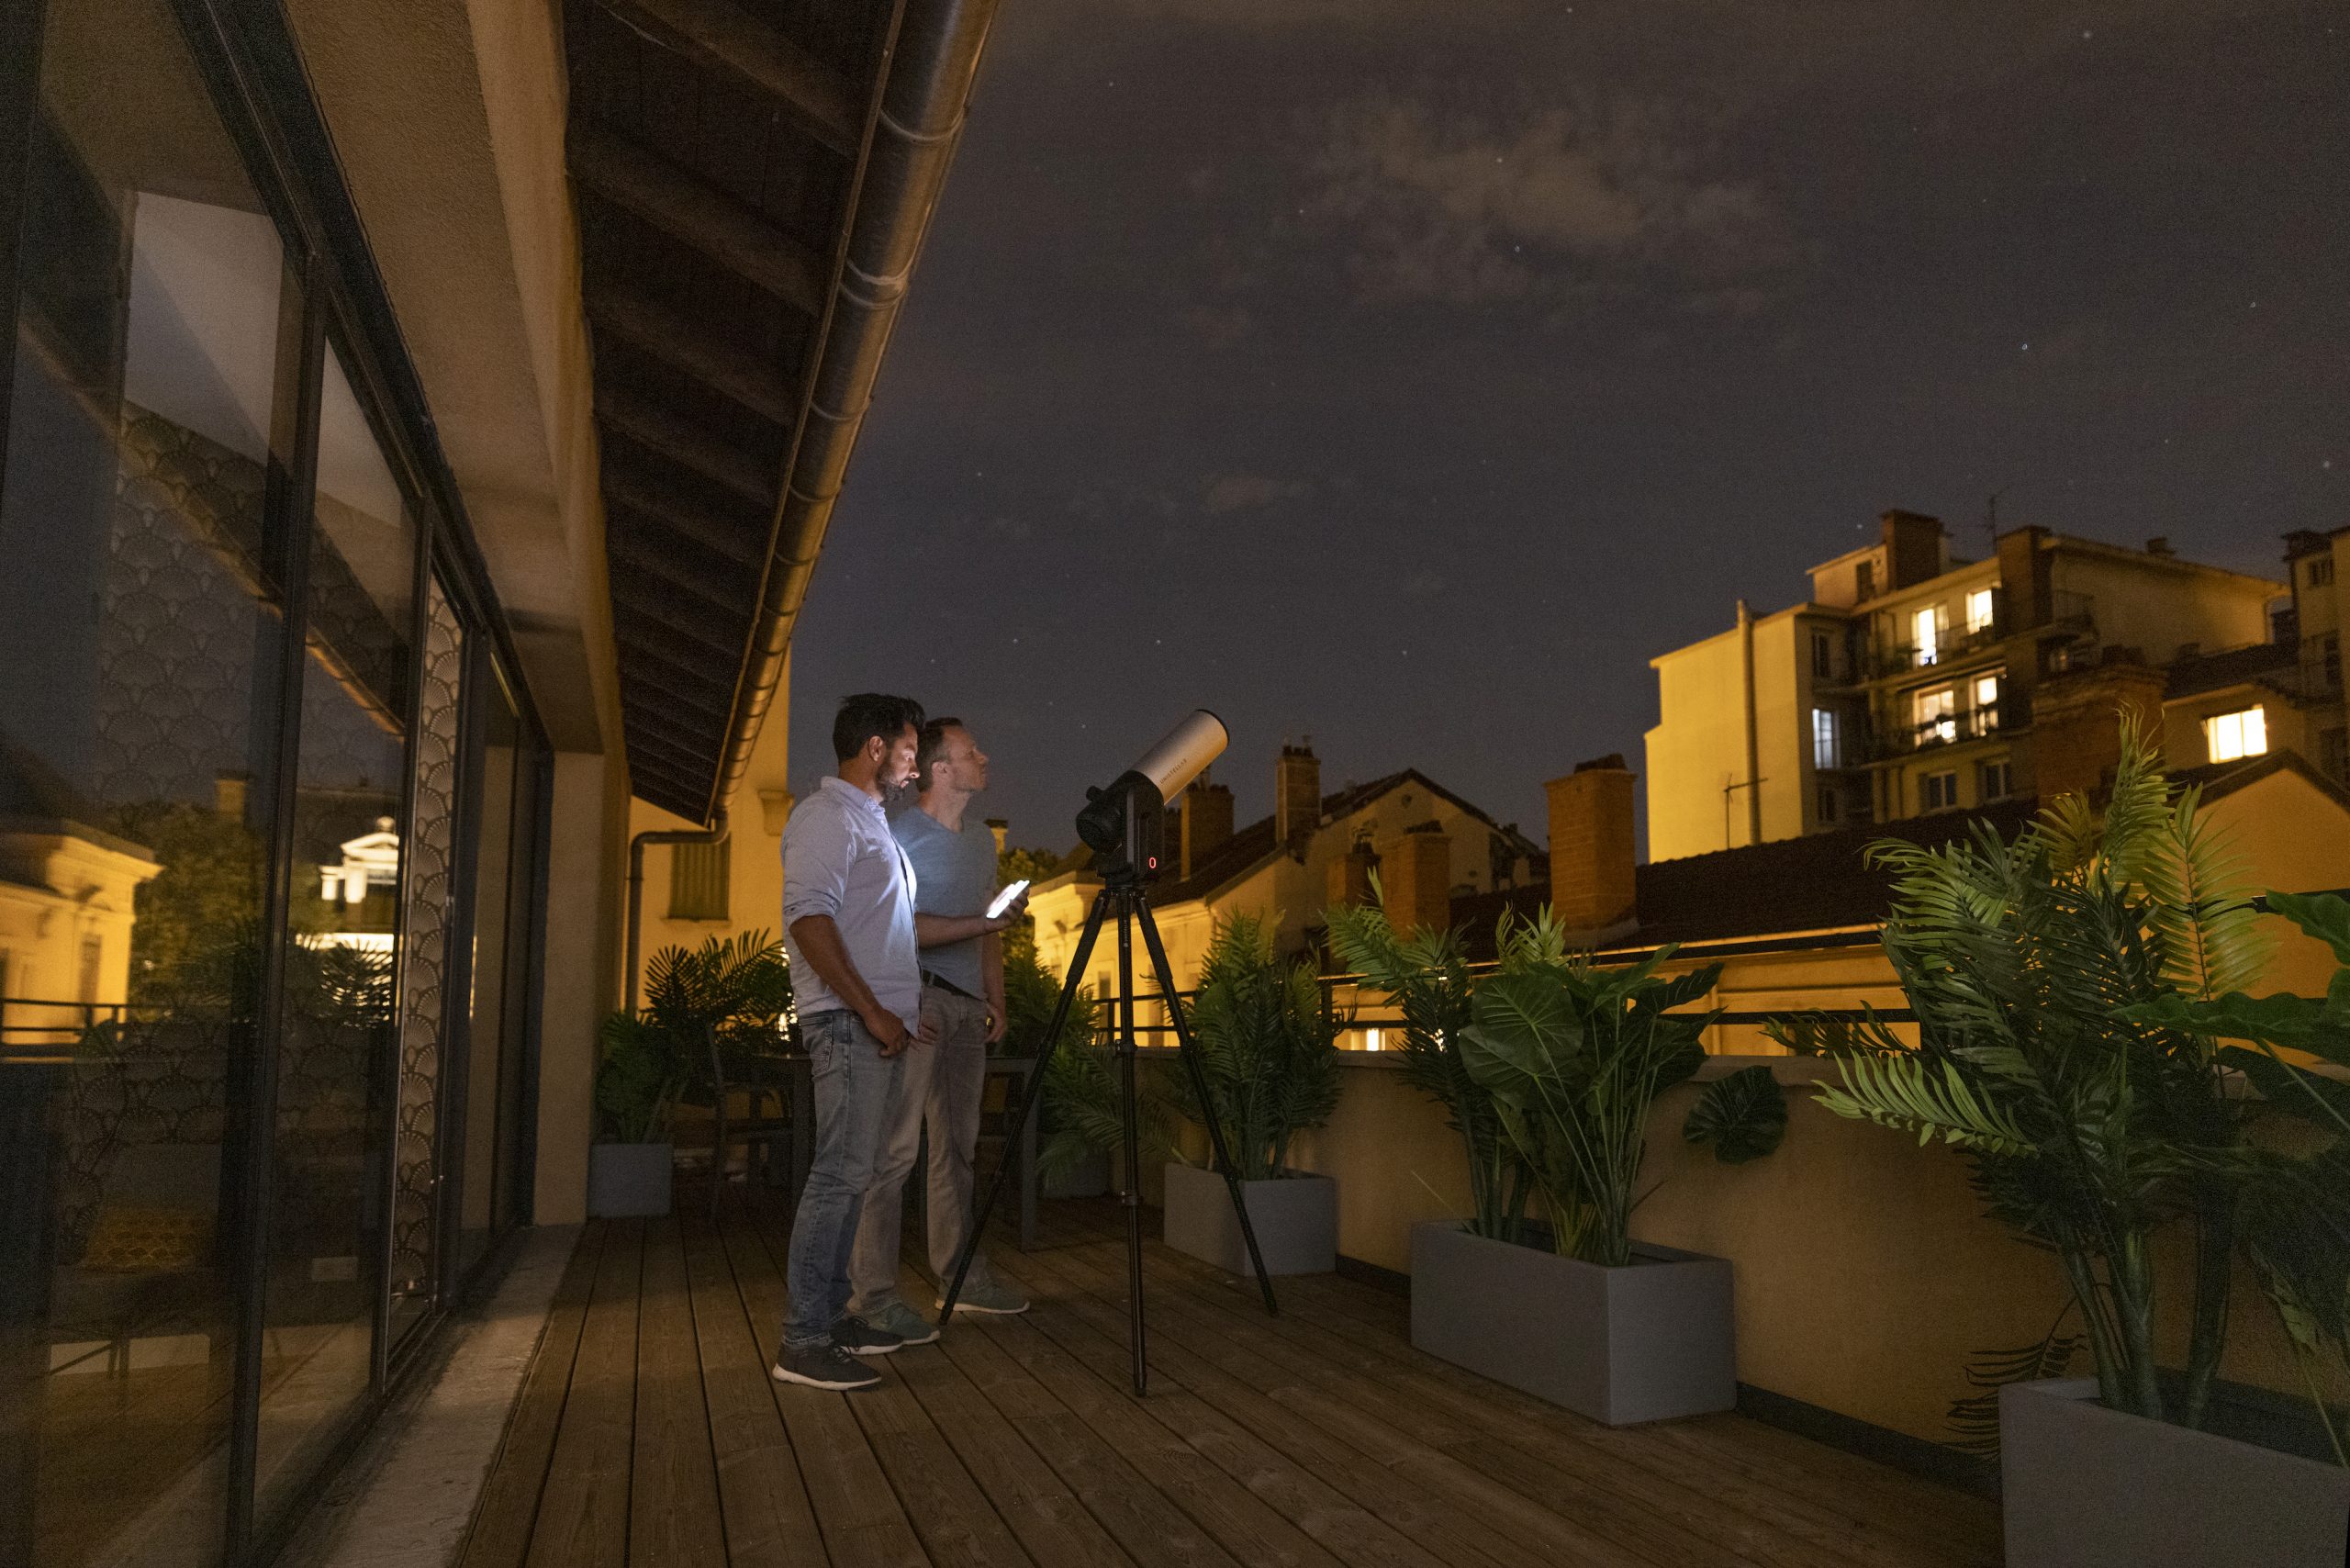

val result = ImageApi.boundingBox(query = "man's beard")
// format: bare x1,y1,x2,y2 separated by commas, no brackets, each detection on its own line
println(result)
880,773,917,809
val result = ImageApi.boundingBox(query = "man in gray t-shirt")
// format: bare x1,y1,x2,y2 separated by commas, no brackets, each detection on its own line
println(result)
848,718,1031,1334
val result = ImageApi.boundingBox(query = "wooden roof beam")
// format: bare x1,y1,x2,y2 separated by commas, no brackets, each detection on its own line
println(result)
596,384,775,507
605,0,861,155
587,286,798,425
570,122,827,316
602,459,764,567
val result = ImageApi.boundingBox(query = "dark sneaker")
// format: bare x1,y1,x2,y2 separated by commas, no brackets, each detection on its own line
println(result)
863,1300,939,1346
938,1280,1030,1316
771,1341,880,1391
832,1314,904,1355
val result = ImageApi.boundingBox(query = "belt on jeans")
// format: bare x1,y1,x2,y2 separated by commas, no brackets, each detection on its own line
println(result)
922,970,979,1002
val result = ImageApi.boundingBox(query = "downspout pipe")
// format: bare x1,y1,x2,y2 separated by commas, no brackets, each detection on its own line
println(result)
712,0,1001,818
626,811,729,1014
1738,599,1762,847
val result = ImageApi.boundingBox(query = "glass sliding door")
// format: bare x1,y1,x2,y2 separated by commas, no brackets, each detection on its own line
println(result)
250,339,415,1521
0,1,305,1561
453,658,536,1284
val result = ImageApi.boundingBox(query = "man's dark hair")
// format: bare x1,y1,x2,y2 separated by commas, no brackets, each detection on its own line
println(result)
915,717,964,790
833,693,925,762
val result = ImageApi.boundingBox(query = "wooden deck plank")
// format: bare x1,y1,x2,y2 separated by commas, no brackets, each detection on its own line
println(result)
1261,1269,1998,1568
629,1217,726,1568
994,1245,1556,1568
522,1220,644,1568
982,1249,1463,1568
1261,1273,1975,1568
971,1309,1349,1568
721,1195,930,1568
677,1203,828,1568
1021,1244,1662,1568
459,1222,607,1568
932,1317,1241,1568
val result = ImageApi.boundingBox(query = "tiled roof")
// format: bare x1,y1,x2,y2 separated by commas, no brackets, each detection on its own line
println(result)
1452,799,2042,955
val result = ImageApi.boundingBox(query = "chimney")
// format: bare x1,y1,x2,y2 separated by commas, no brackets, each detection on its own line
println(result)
1377,825,1451,936
985,817,1009,857
1546,755,1638,941
1326,834,1379,911
1275,741,1320,851
1179,772,1234,879
2145,537,2175,558
1996,525,2052,635
1881,510,1945,589
215,772,251,821
2029,651,2169,804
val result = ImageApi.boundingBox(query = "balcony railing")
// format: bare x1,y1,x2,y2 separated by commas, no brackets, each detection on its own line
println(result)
1866,697,2026,761
1871,616,2006,678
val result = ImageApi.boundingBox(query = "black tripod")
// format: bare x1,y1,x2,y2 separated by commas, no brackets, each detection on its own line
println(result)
941,865,1278,1394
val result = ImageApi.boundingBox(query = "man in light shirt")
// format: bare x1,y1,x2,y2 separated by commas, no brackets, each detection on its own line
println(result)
848,719,1030,1345
771,693,935,1392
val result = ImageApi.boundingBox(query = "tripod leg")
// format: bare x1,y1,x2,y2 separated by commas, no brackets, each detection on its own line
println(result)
1136,898,1281,1316
1115,893,1149,1395
942,887,1111,1318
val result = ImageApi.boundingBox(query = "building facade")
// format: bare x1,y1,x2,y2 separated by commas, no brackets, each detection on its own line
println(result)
0,1,993,1563
1645,510,2284,861
1027,743,1543,1032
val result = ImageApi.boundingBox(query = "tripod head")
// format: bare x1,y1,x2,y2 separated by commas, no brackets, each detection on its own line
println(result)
1075,710,1226,885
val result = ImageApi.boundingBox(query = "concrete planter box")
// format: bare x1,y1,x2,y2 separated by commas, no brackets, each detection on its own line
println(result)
587,1142,674,1218
1409,1221,1735,1425
2000,1379,2350,1568
1042,1148,1111,1200
1161,1164,1336,1276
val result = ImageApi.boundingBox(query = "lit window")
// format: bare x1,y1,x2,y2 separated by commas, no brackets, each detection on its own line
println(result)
1358,1027,1384,1052
1913,606,1941,666
1916,687,1956,745
1812,708,1841,769
1975,673,2001,732
2202,708,2267,764
1921,770,1959,811
1966,588,1996,635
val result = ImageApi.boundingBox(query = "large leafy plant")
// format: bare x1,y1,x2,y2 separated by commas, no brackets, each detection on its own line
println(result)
2124,890,2350,1463
1167,913,1343,1181
1773,724,2277,1439
1460,920,1731,1265
597,931,791,1143
1330,896,1785,1258
1327,899,1533,1240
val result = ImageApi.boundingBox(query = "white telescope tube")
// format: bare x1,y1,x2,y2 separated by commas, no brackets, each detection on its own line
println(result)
1130,710,1228,801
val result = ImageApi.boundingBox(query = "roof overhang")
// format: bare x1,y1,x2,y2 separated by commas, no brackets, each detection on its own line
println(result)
565,0,1000,821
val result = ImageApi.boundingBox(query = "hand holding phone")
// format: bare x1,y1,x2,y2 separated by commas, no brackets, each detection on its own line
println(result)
987,879,1031,920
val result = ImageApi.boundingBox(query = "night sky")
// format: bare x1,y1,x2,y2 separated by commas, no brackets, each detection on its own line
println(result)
788,0,2349,858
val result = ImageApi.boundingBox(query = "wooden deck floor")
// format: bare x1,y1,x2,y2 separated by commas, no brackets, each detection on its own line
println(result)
458,1190,2001,1568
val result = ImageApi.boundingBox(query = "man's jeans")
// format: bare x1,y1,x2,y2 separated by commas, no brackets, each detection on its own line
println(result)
782,1009,904,1350
849,985,996,1314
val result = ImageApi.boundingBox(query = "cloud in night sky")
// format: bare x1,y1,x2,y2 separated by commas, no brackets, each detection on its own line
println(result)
1305,93,1795,312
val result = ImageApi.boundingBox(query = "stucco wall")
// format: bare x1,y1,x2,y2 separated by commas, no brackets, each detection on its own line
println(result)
1279,1055,2346,1446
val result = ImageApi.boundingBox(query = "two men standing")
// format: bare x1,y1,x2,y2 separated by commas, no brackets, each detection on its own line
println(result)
772,695,1028,1392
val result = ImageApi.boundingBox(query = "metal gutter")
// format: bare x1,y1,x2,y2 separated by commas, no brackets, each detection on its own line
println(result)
712,0,1000,819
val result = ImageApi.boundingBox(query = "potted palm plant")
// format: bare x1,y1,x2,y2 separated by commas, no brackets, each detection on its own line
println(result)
590,931,790,1219
1332,897,1785,1424
1779,727,2349,1567
1160,913,1344,1275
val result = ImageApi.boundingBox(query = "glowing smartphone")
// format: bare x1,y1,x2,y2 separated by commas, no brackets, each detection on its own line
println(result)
987,879,1030,920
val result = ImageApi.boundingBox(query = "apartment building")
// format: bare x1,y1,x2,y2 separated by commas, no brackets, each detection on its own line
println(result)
1645,510,2284,861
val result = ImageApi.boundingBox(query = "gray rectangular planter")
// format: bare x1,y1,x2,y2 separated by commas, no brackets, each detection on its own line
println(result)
1410,1221,1735,1425
2001,1379,2350,1568
587,1141,674,1218
1161,1164,1336,1276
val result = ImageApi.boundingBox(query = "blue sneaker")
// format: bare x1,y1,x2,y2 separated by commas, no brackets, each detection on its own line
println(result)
938,1280,1029,1316
863,1300,939,1346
